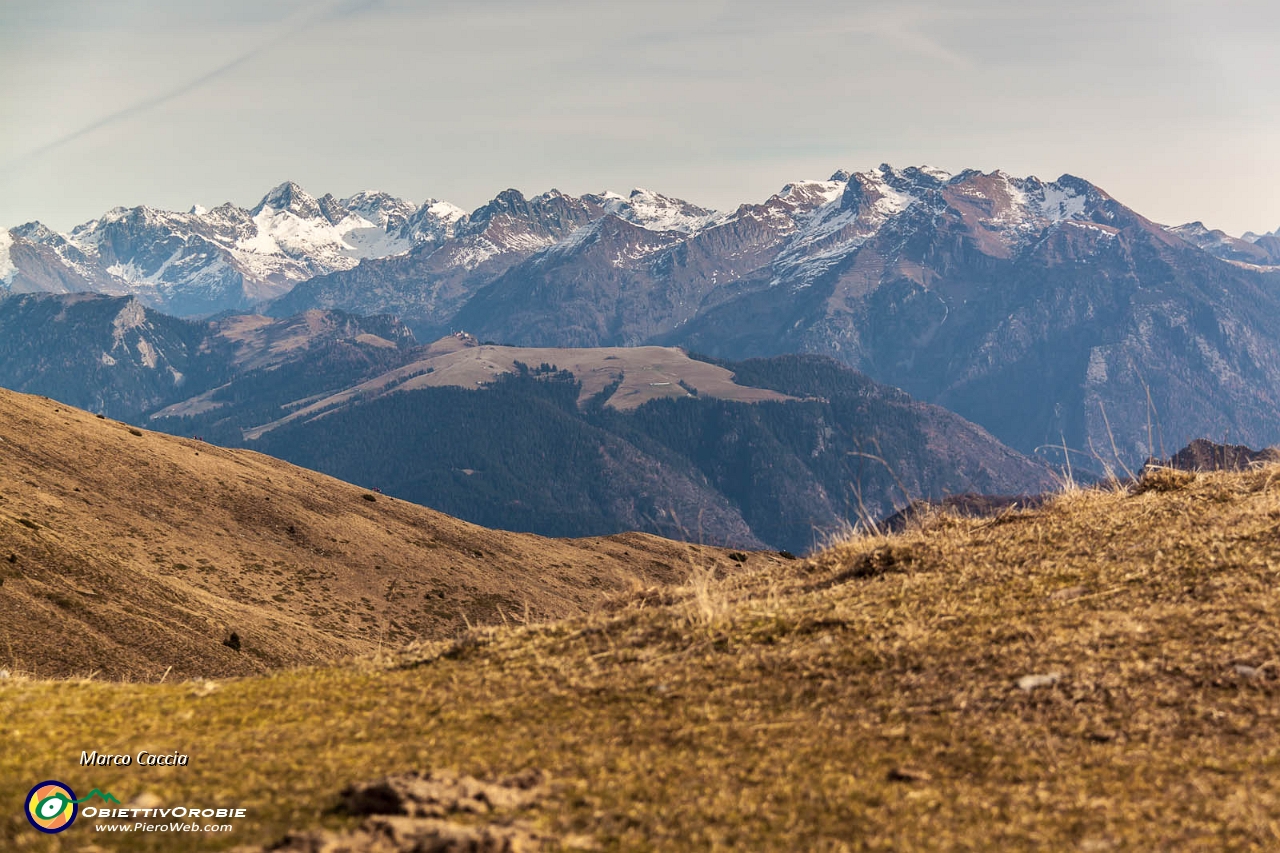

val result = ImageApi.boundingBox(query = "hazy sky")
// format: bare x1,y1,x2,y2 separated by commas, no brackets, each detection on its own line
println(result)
2,0,1277,235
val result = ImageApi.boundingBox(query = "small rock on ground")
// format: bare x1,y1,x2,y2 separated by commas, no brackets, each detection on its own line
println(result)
1016,672,1063,691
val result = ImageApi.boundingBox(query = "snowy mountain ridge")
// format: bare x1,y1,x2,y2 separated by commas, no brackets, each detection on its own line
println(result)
0,182,461,313
6,167,1278,316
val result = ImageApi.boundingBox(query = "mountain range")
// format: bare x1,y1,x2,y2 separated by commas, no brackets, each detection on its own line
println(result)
0,182,466,315
6,168,1279,469
0,294,1050,551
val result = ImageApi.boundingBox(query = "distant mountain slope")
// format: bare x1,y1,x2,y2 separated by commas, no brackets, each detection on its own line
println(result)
250,371,768,548
0,292,222,416
0,293,418,422
158,349,1052,553
662,168,1280,467
0,388,755,680
231,332,798,439
1167,221,1280,266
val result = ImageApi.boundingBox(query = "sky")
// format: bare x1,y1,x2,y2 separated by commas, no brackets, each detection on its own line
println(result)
2,0,1277,235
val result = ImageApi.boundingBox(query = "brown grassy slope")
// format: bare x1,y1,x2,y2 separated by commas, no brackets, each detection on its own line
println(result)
0,387,775,680
4,466,1279,851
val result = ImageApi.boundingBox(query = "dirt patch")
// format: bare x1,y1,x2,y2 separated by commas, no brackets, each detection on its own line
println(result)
340,769,547,818
259,771,559,853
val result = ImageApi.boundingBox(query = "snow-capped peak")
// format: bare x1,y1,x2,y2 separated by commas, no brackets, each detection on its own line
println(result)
0,180,455,311
844,166,919,220
765,166,922,284
1027,179,1089,223
425,200,467,224
0,229,16,285
593,187,717,233
253,181,322,219
397,199,469,244
938,169,1094,231
778,178,847,208
337,190,418,229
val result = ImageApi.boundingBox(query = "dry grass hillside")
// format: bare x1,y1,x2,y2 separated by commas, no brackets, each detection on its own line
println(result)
0,387,778,680
4,464,1280,850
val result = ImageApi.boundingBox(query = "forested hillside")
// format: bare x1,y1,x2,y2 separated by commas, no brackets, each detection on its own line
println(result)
244,356,1050,552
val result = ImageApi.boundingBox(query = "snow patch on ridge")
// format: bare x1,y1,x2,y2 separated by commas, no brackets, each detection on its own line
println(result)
441,230,556,272
597,188,717,233
426,200,467,224
0,230,16,285
869,182,917,220
333,213,413,259
245,205,345,258
771,166,918,283
1036,185,1088,222
547,222,601,255
778,179,847,208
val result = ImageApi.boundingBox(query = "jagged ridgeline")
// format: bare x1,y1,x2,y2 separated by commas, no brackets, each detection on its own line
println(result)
0,293,415,421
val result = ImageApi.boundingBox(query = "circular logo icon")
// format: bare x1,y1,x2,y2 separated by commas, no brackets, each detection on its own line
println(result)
25,781,78,834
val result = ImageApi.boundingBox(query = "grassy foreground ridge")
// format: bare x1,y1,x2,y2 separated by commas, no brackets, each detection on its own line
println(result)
4,465,1280,850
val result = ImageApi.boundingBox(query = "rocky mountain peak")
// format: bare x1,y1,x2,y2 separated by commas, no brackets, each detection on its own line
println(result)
11,221,60,243
398,200,469,244
1170,220,1280,265
490,189,528,211
839,167,919,219
1243,226,1280,242
1171,221,1217,240
253,181,323,219
316,193,347,225
339,190,419,229
589,187,717,234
